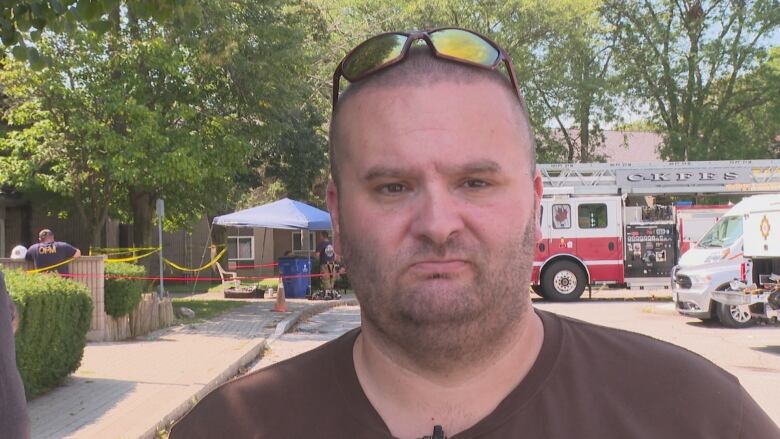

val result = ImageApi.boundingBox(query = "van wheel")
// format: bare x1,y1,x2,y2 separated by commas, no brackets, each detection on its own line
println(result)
716,302,755,328
541,261,586,302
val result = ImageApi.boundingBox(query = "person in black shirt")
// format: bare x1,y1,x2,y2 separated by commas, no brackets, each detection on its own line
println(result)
25,229,81,275
316,232,338,298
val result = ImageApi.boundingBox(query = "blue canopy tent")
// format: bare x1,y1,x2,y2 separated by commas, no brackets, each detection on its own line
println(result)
211,198,332,230
212,198,332,297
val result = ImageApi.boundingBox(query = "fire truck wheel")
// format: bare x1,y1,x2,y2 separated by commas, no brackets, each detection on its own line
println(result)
716,302,755,328
531,285,547,299
541,261,586,302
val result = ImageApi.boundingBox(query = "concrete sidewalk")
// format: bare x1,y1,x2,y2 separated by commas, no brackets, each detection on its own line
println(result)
27,296,356,439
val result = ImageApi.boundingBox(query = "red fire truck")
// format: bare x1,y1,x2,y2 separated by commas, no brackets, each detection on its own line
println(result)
532,160,780,301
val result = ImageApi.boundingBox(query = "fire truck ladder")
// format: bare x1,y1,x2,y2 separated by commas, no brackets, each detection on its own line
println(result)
539,160,780,196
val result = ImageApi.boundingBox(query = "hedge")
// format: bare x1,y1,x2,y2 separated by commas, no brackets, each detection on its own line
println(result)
104,262,145,317
6,269,93,398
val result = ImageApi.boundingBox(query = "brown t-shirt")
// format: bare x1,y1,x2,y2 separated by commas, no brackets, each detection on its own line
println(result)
171,310,779,438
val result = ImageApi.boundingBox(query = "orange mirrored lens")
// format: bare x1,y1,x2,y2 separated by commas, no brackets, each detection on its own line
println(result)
342,34,407,80
430,29,499,66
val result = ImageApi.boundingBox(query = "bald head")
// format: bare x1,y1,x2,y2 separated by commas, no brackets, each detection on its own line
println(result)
329,47,536,187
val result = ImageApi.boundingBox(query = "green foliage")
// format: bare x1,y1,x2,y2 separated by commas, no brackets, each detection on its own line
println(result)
603,0,780,161
104,262,145,317
314,0,621,163
5,269,93,398
0,0,328,246
0,0,201,66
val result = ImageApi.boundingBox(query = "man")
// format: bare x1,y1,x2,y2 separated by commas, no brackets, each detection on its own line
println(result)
315,231,338,298
172,29,779,438
1,271,31,438
25,229,81,275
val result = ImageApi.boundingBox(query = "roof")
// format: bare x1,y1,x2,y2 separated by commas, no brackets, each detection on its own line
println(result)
550,129,663,163
601,131,663,163
724,194,780,216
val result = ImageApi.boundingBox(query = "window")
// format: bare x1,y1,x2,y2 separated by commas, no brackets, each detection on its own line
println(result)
540,206,544,226
552,204,571,229
578,203,608,229
228,236,254,261
292,231,316,252
697,215,742,248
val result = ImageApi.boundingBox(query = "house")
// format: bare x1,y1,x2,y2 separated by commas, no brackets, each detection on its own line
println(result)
0,194,327,286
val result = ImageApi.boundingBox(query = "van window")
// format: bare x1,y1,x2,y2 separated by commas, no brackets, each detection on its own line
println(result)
578,203,608,229
697,216,742,248
552,204,571,229
540,206,544,226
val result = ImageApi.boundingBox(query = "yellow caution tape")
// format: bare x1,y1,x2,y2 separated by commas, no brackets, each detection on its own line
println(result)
26,257,77,274
106,248,160,263
163,248,227,272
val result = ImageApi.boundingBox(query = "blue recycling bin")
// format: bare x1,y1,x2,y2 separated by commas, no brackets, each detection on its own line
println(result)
278,256,311,298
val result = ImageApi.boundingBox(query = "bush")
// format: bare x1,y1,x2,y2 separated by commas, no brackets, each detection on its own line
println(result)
104,262,146,317
5,269,93,398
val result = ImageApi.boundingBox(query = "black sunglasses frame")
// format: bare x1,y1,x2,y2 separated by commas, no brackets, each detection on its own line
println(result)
331,27,524,111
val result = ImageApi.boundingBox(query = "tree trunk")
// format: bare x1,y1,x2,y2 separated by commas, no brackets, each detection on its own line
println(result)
130,189,155,247
579,104,591,163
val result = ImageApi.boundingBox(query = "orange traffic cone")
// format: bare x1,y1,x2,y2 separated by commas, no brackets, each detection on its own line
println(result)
273,278,288,312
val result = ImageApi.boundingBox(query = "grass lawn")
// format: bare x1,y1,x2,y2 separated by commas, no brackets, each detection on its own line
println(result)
171,298,248,322
165,281,222,295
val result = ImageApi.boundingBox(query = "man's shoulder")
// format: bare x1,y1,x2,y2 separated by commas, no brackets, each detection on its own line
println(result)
171,328,359,437
539,311,779,437
552,311,736,383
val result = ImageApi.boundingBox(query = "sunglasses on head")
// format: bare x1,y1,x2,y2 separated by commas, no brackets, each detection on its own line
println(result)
332,27,525,110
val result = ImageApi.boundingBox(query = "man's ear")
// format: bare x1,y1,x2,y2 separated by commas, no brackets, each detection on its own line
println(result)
533,170,543,242
326,180,341,256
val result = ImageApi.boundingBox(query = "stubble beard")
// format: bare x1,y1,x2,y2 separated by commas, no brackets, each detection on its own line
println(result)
341,216,537,371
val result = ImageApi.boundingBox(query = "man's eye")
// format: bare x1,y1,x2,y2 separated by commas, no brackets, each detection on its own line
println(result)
380,183,406,194
463,179,490,189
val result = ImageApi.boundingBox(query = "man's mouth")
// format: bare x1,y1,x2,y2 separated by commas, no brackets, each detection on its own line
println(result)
407,260,469,276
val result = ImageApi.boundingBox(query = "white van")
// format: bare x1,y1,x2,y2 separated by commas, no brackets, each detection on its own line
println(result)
712,198,780,322
672,194,780,327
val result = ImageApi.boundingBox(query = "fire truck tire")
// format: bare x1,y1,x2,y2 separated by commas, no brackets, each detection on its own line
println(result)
541,261,586,302
531,285,547,299
716,302,755,328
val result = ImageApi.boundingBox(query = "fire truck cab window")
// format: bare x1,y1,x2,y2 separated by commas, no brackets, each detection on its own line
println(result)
552,204,571,229
578,203,608,229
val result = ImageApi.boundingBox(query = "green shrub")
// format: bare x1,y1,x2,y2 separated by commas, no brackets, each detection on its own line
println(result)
5,269,93,398
104,262,146,317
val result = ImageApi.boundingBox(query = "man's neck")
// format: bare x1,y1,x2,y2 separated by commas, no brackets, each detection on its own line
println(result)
353,309,544,439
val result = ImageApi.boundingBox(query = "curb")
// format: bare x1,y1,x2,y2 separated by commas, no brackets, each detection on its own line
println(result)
146,298,359,438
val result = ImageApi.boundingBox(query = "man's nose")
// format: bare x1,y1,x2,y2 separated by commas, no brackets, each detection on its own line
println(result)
409,185,465,246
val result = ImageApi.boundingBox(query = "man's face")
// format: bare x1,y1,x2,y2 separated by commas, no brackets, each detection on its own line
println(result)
327,79,542,354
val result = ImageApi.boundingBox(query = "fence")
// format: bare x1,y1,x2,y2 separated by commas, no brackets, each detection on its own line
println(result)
0,256,172,341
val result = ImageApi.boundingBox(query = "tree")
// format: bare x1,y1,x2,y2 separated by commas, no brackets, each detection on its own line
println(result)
0,0,200,68
0,28,244,246
313,0,622,163
603,0,780,160
0,0,329,246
